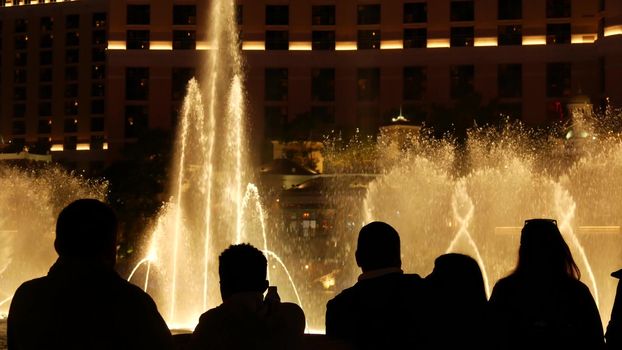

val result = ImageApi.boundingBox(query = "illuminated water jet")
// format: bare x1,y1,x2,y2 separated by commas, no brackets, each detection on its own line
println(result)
446,180,491,297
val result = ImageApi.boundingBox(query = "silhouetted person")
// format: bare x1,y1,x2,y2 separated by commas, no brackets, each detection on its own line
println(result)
426,253,487,349
190,244,305,350
325,221,429,349
7,199,173,350
606,269,622,349
488,219,604,350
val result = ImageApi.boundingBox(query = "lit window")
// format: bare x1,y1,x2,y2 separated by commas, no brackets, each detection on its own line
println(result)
265,30,289,50
450,27,474,47
265,68,288,101
451,1,474,22
127,30,150,50
312,31,335,50
404,3,427,23
357,30,381,50
126,67,149,100
357,68,380,101
546,23,571,44
266,5,289,25
498,25,522,46
404,28,427,49
173,5,196,25
498,64,522,98
498,0,522,20
312,6,335,25
546,0,571,18
546,62,571,97
358,4,381,25
173,30,196,50
312,68,335,102
450,65,475,99
403,66,426,100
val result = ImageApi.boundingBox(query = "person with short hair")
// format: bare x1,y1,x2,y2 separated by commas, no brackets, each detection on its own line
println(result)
325,221,430,349
190,243,305,350
426,253,487,349
7,199,173,350
488,219,605,350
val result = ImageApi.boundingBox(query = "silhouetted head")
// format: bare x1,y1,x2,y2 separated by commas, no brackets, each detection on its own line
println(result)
355,221,401,272
219,244,268,301
427,253,487,306
516,219,580,279
54,199,118,266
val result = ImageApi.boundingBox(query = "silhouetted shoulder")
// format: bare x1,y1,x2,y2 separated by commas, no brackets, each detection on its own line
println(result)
115,277,160,305
401,273,424,286
279,302,306,333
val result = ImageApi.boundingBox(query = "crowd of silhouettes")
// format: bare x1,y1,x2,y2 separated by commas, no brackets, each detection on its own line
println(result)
6,199,622,350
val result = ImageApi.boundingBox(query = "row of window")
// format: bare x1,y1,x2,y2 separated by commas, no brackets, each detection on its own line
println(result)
259,23,573,50
11,97,105,119
126,30,195,50
121,63,571,106
10,14,106,33
5,137,107,157
127,4,196,26
263,63,571,102
10,65,105,99
124,1,576,27
11,30,107,50
13,83,104,101
10,117,105,135
122,24,573,51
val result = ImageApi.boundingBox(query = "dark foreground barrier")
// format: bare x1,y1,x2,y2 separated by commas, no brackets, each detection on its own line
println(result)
172,333,353,350
301,334,353,350
173,333,191,350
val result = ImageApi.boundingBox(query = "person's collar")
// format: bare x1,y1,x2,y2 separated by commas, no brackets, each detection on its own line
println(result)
358,267,403,281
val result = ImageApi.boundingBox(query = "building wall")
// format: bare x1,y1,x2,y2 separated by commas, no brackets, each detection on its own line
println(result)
2,0,622,166
0,0,108,171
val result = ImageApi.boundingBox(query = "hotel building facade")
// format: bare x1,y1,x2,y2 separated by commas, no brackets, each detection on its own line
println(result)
1,0,622,169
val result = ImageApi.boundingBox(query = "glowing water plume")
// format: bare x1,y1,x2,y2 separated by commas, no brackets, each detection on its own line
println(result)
240,183,269,249
553,181,599,307
0,297,11,309
0,166,107,316
230,74,246,246
240,183,271,280
0,224,12,277
168,79,194,322
202,3,219,309
446,180,491,297
128,241,157,292
202,79,216,313
263,250,303,309
127,258,153,292
141,0,257,327
358,111,622,330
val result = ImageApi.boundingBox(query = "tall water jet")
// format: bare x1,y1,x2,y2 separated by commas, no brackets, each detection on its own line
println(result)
141,0,255,328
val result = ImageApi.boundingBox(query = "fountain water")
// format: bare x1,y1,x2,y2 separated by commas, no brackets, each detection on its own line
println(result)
134,92,621,332
134,0,303,329
125,0,622,333
0,166,107,316
362,117,622,328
